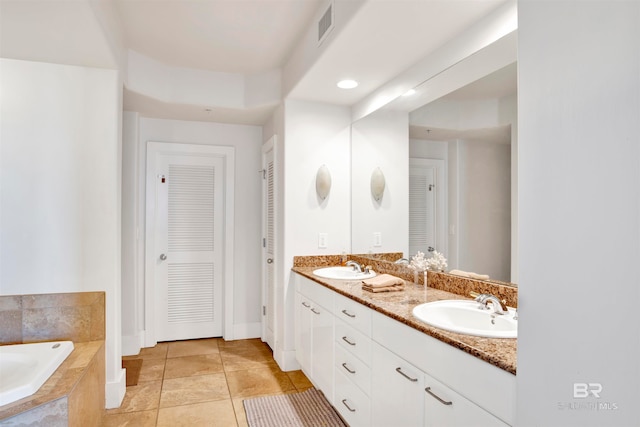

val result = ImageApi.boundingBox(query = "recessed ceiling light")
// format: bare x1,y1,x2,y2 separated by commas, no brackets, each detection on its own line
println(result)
337,79,358,89
402,89,416,97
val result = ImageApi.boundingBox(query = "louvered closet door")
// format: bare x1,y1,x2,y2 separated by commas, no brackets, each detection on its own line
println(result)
409,165,436,258
262,143,275,349
156,154,224,341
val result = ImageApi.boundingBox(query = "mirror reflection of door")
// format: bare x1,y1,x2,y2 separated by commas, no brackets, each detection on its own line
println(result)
409,158,446,260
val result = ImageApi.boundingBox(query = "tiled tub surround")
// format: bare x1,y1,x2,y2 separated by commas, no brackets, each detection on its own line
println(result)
0,292,106,425
292,257,517,375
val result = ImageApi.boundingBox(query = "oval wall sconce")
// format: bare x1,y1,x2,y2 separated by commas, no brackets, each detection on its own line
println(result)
371,167,386,201
315,165,332,200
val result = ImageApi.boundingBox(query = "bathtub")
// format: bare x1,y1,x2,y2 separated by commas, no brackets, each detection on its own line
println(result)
0,341,74,406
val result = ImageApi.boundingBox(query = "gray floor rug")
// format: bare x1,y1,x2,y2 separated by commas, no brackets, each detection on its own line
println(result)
243,388,347,427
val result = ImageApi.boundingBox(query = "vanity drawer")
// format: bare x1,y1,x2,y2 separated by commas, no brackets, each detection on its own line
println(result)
335,369,371,427
335,343,371,395
334,292,371,336
335,319,371,365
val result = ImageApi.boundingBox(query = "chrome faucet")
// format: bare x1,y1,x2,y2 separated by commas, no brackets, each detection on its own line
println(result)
394,258,409,265
474,293,509,315
346,260,363,273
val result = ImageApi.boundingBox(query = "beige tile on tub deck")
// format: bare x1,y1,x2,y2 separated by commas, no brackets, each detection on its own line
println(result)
102,409,158,427
166,338,220,358
164,353,224,379
21,306,92,342
160,372,230,408
157,399,237,427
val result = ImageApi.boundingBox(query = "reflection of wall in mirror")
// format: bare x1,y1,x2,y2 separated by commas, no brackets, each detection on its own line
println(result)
409,94,516,282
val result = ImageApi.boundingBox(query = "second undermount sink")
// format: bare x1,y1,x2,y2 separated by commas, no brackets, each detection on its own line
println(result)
412,300,517,339
313,266,376,280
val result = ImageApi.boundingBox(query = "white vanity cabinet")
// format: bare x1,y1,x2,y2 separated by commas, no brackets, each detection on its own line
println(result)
423,372,509,427
372,310,516,427
333,292,373,426
371,341,424,427
294,277,335,400
293,272,516,427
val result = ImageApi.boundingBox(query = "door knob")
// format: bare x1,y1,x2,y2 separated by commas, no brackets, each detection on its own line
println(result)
267,258,273,264
159,254,167,261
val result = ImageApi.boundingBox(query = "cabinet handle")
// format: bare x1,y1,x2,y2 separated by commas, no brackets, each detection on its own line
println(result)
425,387,453,406
341,309,356,318
302,302,310,308
395,367,418,382
341,399,356,412
341,362,356,374
311,308,320,315
341,336,356,346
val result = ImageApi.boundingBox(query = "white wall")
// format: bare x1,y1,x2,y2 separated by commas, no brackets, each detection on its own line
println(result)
458,139,510,281
517,1,640,426
0,58,125,407
122,117,263,353
275,99,351,370
351,109,409,255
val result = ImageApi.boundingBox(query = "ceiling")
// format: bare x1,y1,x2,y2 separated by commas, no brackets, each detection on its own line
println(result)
114,0,322,74
1,0,511,125
409,62,517,142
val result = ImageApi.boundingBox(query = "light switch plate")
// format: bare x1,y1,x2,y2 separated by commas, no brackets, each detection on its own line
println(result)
373,232,382,247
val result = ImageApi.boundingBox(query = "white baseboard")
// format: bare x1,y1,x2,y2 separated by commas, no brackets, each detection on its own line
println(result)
105,368,126,409
232,322,261,340
121,333,143,356
274,349,300,372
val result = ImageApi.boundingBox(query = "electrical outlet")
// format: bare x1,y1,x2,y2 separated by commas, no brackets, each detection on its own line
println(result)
318,233,328,249
373,232,382,247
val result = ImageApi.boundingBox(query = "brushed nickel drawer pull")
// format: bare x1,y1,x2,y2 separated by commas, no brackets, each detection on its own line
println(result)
341,309,356,318
342,399,356,412
311,308,320,315
342,363,356,374
302,302,310,308
425,387,453,406
341,336,356,346
395,367,418,382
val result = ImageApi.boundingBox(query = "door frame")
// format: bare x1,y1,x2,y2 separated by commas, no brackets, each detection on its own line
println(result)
145,141,235,346
261,136,276,349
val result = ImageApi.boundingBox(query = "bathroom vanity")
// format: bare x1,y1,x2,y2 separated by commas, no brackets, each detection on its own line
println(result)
292,266,516,427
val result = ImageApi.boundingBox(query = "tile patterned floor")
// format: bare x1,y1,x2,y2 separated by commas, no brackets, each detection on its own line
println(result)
103,338,313,427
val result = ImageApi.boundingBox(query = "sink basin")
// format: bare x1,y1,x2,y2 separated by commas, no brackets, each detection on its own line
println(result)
312,266,376,280
412,300,517,338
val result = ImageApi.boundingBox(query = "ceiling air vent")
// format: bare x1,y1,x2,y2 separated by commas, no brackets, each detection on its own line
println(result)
318,2,334,46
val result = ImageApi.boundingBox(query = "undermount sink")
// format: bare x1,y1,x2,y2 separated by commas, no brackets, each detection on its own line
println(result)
412,300,517,339
313,266,376,280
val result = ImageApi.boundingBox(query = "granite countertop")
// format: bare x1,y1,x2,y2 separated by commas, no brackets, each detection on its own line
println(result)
292,266,517,375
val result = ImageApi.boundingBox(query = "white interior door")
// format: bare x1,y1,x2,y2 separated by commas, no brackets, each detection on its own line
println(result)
149,145,224,342
409,158,447,259
261,137,276,350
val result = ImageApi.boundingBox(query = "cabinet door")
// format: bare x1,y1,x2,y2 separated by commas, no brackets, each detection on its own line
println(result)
371,342,424,427
310,300,334,401
424,372,510,427
294,292,312,374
